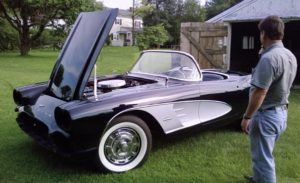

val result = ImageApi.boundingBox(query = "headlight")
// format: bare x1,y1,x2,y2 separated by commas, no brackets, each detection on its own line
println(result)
55,107,72,131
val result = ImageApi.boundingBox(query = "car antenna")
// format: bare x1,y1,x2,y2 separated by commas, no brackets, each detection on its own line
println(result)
94,64,98,100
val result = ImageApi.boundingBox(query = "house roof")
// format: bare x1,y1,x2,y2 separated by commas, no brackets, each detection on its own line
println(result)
117,27,143,34
118,9,142,20
207,0,300,23
118,9,131,18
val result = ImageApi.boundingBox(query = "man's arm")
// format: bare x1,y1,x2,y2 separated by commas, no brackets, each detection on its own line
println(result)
241,87,267,134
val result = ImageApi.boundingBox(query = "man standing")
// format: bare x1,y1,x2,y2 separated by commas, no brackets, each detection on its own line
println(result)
241,16,297,183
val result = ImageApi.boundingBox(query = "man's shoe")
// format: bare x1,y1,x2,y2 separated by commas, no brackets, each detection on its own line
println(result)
244,175,256,183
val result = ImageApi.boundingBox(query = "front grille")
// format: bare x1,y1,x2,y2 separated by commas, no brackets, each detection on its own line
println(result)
17,113,49,139
16,112,69,156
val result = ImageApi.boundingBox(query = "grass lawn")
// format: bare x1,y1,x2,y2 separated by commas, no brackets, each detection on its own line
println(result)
0,47,299,183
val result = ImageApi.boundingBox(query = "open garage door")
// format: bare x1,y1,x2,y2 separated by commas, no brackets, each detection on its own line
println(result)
229,21,300,85
285,21,300,85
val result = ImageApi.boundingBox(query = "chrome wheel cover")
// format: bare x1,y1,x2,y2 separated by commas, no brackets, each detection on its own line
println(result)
104,128,141,165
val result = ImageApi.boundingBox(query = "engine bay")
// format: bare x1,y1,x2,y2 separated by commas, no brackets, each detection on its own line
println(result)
83,75,157,96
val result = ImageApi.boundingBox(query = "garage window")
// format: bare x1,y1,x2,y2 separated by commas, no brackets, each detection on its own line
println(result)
242,36,254,49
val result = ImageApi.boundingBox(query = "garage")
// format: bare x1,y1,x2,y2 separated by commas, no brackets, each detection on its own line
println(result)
207,0,300,85
183,0,300,85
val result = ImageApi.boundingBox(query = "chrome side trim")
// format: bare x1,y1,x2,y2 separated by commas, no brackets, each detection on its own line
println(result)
104,100,232,135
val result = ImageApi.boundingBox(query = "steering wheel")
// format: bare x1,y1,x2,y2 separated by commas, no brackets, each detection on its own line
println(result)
168,67,186,79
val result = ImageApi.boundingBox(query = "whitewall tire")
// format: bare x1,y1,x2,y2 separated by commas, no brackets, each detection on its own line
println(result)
96,115,152,172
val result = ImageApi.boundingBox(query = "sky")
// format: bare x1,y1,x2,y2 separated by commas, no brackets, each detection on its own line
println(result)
100,0,206,10
101,0,132,9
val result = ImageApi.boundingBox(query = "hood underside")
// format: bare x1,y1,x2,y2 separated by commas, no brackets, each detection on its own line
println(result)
48,9,118,101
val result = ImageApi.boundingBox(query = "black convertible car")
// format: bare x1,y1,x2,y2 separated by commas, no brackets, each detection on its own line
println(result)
13,9,251,172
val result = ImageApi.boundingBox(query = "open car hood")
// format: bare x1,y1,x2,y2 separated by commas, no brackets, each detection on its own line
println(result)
48,9,118,101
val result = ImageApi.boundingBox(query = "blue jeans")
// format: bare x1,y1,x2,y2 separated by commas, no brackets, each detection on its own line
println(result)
249,107,287,183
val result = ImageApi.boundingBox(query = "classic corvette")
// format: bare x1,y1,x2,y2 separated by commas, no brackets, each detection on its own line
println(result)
13,9,251,172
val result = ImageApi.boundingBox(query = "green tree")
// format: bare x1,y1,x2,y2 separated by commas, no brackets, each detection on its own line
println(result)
0,19,18,51
136,24,168,50
143,0,184,46
205,0,242,20
49,27,67,50
135,3,154,18
182,0,206,22
141,0,205,47
30,28,64,50
0,0,102,55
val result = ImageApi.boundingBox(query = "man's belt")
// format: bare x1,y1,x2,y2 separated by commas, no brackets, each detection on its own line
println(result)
259,105,288,112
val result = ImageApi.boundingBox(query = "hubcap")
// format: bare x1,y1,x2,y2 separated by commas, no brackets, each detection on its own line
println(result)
104,127,141,165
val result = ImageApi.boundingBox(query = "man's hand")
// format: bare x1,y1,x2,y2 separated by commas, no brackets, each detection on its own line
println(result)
241,87,267,135
241,119,251,134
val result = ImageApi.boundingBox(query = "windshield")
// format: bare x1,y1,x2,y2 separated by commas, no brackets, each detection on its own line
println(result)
131,52,201,81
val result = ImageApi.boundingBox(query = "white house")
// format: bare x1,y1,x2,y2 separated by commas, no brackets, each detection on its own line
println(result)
110,9,143,46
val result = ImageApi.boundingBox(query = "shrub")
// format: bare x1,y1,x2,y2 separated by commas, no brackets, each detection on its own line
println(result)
136,24,168,50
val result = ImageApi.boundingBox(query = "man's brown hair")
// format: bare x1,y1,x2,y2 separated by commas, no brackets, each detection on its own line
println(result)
258,15,285,40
